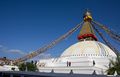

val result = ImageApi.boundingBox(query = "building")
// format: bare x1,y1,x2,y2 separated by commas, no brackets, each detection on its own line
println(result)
36,11,116,75
0,58,19,71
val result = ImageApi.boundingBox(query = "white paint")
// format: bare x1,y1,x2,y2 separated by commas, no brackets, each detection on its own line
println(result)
0,65,19,71
37,41,116,75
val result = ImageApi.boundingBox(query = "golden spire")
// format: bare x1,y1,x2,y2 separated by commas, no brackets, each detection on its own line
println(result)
78,10,97,41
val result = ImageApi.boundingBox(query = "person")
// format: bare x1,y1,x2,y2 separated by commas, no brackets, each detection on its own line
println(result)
93,60,95,66
67,61,69,67
69,62,71,67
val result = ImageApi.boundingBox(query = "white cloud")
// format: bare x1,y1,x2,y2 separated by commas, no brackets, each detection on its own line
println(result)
8,49,27,55
0,45,26,56
0,45,52,61
0,45,8,52
30,53,52,61
39,53,52,58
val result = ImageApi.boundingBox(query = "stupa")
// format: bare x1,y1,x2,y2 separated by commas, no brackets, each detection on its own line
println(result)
37,10,116,75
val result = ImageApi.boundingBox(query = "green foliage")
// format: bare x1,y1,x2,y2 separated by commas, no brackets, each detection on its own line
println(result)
107,56,120,75
26,61,38,71
18,61,38,71
18,63,26,71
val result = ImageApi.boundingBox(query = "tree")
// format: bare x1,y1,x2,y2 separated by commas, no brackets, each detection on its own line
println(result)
107,56,120,75
18,63,26,71
26,61,38,71
18,61,38,71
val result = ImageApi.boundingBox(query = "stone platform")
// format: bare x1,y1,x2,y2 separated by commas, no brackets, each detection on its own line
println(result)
0,71,119,77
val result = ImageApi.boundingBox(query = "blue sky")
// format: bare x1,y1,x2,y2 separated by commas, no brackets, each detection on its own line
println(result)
0,0,120,60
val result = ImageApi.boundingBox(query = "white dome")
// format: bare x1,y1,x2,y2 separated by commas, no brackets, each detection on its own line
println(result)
61,41,116,57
